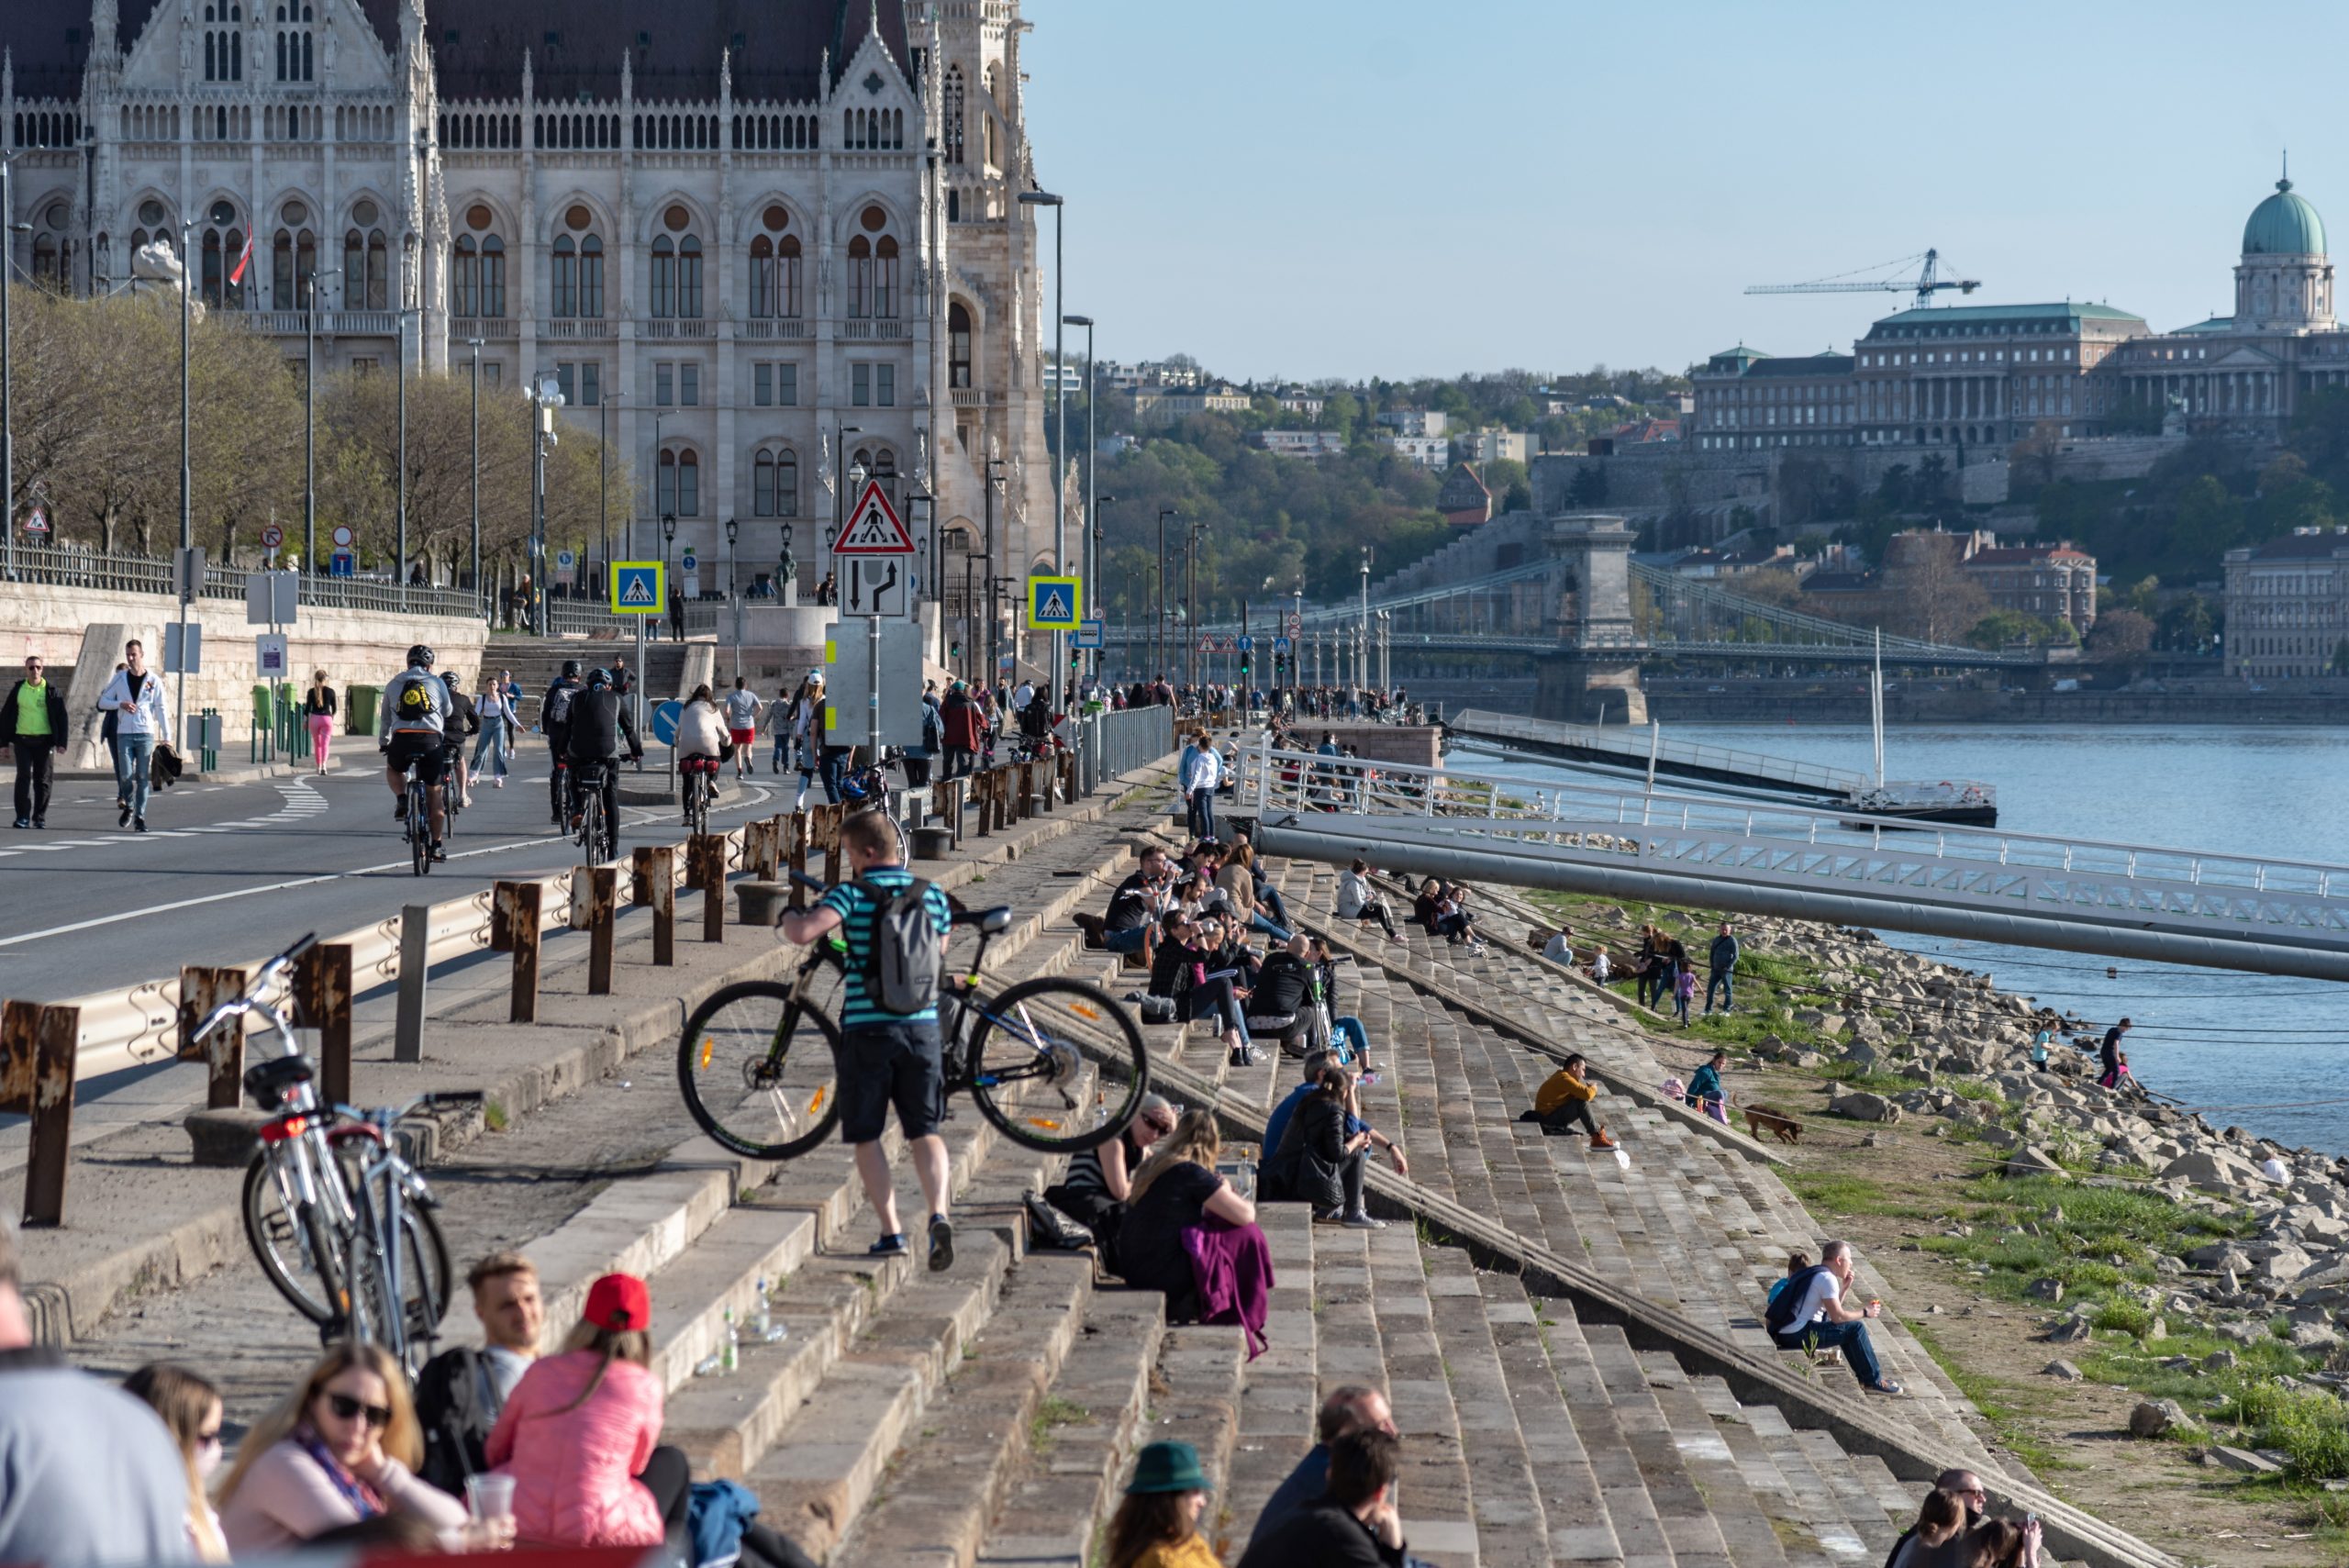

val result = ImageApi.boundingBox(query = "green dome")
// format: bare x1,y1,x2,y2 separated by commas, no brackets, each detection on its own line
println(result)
2244,178,2326,256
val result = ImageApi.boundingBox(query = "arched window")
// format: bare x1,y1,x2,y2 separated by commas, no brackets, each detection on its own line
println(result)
656,449,700,517
480,235,505,316
754,449,799,517
871,446,899,506
777,235,802,317
273,228,295,308
944,65,965,163
949,302,973,389
344,221,385,310
847,235,871,318
551,234,576,317
749,235,774,317
650,235,674,317
753,449,776,517
580,234,604,317
677,235,703,317
874,235,898,318
452,236,477,317
31,234,58,285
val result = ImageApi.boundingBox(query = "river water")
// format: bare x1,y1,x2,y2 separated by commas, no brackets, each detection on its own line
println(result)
1451,725,2349,1157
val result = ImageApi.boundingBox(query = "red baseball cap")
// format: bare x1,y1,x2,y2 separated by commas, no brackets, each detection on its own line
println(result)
584,1273,651,1333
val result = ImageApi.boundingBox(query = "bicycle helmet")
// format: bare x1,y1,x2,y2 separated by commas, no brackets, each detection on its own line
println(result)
406,644,436,669
561,658,582,678
585,667,612,691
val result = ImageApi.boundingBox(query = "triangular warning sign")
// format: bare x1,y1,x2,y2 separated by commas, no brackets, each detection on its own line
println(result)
832,480,917,555
618,573,655,606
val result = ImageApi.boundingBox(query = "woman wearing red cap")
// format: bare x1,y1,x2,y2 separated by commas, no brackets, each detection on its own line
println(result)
484,1273,686,1550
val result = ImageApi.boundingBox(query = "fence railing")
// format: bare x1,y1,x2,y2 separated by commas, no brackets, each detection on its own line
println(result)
1085,703,1174,791
6,541,481,620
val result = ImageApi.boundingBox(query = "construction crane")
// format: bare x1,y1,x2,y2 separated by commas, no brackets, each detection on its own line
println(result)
1745,249,1980,308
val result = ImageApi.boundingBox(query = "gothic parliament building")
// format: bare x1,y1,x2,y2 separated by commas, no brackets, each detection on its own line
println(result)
1,0,1056,591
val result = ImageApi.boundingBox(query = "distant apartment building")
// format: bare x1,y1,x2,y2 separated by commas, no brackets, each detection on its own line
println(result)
1438,463,1493,526
2223,528,2349,678
1963,543,2099,631
1257,429,1348,459
1275,388,1327,418
1043,360,1085,395
1456,428,1536,464
1133,383,1252,426
1378,433,1450,469
1095,359,1205,393
1608,417,1679,446
1376,409,1449,438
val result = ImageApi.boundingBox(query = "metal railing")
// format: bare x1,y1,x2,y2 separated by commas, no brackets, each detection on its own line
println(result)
542,597,721,638
1449,708,1868,796
6,540,480,619
1234,739,2349,980
1083,703,1175,791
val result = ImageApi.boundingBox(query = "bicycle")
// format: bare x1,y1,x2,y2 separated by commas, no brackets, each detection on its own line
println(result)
677,870,1150,1161
681,754,717,836
401,759,432,876
190,937,462,1368
572,759,619,863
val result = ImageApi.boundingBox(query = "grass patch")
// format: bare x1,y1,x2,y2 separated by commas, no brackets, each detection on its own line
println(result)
483,1099,509,1132
2216,1382,2349,1481
1906,1320,2074,1475
1029,1396,1090,1454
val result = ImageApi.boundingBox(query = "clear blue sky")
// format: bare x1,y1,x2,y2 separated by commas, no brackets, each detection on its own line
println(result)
1023,0,2343,384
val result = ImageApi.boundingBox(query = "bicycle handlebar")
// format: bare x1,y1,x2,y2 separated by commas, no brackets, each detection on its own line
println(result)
191,931,319,1045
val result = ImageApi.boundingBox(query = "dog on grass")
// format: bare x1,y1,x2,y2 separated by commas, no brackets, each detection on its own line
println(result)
1742,1104,1803,1145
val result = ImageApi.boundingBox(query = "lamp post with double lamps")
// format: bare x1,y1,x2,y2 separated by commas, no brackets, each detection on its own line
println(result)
467,338,483,619
1019,189,1068,689
301,266,341,577
527,373,566,637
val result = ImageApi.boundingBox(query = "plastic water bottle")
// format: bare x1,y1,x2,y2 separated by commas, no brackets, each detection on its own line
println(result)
752,1278,774,1342
720,1307,740,1375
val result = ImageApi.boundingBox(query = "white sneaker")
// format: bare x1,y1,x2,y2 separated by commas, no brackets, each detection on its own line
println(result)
1342,1212,1388,1229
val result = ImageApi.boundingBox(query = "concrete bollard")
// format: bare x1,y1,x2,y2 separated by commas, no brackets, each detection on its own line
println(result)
177,965,250,1112
395,904,431,1063
1,1000,80,1227
291,944,354,1108
495,881,542,1022
633,846,676,966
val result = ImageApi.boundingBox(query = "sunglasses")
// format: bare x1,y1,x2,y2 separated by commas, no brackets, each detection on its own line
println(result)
324,1392,394,1429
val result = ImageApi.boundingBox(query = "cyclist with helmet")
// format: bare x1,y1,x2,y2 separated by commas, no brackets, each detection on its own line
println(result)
562,667,641,854
439,671,482,809
381,645,453,859
540,659,584,828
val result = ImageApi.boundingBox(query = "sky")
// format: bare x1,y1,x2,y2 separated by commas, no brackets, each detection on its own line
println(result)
1023,0,2349,385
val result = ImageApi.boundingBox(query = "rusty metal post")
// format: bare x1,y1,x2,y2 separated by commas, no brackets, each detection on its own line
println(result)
291,944,354,1109
818,804,843,885
2,1002,80,1227
996,765,1014,830
690,833,728,943
752,816,782,881
974,770,995,838
177,965,250,1111
785,812,809,909
495,882,542,1022
1018,761,1036,818
634,846,676,965
948,777,965,849
576,867,618,993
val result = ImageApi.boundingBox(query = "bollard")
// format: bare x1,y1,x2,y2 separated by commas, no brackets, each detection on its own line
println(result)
575,867,618,994
494,882,542,1022
634,846,676,965
1018,761,1037,819
689,833,728,943
291,944,354,1109
177,965,250,1111
995,766,1014,830
817,804,843,884
1060,751,1078,806
395,904,431,1062
751,817,782,881
785,812,809,909
949,777,966,850
974,770,995,839
2,1000,80,1227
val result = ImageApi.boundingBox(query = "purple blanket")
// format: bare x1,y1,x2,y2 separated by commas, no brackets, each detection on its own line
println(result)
1182,1218,1275,1359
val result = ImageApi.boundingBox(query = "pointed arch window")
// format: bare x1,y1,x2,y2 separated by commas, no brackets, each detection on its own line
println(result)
874,235,898,318
753,447,800,517
677,235,703,318
949,301,973,389
658,448,701,517
847,235,872,319
579,234,604,317
551,234,577,317
944,65,965,163
650,235,674,318
749,217,801,319
452,235,478,317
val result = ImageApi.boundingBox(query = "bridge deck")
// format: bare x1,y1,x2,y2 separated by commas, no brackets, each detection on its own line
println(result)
1449,707,1867,799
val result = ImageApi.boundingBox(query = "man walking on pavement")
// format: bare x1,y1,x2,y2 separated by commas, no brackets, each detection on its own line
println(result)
1706,920,1740,1015
722,676,762,781
98,639,169,832
2,655,69,829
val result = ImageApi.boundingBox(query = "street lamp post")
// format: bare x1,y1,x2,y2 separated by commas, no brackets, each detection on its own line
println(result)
1063,313,1097,644
724,517,740,683
1357,548,1372,696
1,151,15,584
395,298,410,604
831,419,862,591
528,373,565,636
1089,491,1116,680
1292,584,1305,705
175,217,195,748
1019,190,1067,697
1186,517,1208,693
1155,507,1175,683
981,447,1005,686
301,267,340,578
467,338,483,620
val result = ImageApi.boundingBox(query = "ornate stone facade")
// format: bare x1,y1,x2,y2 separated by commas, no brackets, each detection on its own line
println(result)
1,0,1054,602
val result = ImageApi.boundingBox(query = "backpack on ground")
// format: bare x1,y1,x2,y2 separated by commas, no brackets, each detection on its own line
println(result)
861,875,943,1016
1765,1263,1831,1338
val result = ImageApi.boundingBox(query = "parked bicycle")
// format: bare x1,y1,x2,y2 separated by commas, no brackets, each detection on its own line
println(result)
191,933,470,1374
677,870,1150,1160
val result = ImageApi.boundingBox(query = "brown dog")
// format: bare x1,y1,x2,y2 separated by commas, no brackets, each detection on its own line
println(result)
1742,1105,1803,1145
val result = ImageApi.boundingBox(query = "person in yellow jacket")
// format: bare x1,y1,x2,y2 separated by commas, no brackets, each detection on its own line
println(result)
1107,1440,1224,1568
1533,1052,1619,1149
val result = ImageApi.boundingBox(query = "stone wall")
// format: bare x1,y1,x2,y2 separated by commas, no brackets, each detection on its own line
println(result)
2,582,487,764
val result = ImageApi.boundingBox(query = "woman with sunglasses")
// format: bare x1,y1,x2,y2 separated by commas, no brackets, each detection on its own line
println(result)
122,1362,228,1562
216,1342,477,1555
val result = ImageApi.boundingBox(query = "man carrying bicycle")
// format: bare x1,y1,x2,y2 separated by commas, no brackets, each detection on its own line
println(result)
777,811,957,1272
562,668,641,854
381,645,452,862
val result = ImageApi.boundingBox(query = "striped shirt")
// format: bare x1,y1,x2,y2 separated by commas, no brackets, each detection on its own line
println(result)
818,866,953,1029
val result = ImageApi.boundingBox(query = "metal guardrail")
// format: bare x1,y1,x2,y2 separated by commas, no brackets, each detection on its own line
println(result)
1234,739,2349,980
1087,704,1175,785
1449,708,1867,795
6,540,480,619
543,598,722,638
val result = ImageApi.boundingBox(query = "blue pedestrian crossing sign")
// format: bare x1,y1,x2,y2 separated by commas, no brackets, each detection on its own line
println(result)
1273,635,1293,653
1025,574,1082,631
610,561,664,615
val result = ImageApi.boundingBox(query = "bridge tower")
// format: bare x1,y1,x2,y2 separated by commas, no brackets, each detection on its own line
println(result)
1533,513,1650,725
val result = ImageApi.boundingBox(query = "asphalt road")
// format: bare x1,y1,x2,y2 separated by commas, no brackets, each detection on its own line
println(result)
0,738,793,1005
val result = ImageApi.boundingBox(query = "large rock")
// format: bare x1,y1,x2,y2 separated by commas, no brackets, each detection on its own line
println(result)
2128,1398,2192,1439
2163,1149,2267,1195
2047,1315,2094,1343
2004,1146,2066,1177
1830,1091,1902,1124
2042,1359,2084,1381
2024,1277,2065,1303
2210,1445,2285,1474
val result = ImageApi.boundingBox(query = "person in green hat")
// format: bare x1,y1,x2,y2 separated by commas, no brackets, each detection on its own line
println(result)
1106,1440,1222,1568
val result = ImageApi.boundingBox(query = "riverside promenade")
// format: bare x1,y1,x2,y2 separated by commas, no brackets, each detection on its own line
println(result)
12,750,2175,1568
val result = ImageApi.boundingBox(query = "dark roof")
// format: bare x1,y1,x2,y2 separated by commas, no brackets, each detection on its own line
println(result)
1800,571,1878,594
1744,355,1854,379
1866,302,2145,333
1967,546,2092,566
61,1,909,105
2249,530,2349,562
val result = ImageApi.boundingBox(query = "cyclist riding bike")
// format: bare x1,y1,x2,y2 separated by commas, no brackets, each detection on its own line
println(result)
540,659,584,827
440,676,482,811
676,684,729,828
381,645,453,862
563,667,642,845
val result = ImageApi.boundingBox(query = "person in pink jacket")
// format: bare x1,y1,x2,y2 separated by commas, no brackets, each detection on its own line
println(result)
485,1272,687,1550
215,1342,488,1556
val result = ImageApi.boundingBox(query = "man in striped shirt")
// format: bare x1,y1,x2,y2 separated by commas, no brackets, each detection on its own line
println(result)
779,811,958,1270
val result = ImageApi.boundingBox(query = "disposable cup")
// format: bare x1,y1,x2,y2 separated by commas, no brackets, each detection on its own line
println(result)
466,1473,516,1522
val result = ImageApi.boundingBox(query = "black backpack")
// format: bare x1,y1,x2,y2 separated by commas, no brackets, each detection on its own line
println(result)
543,682,578,727
1765,1264,1831,1337
861,876,943,1016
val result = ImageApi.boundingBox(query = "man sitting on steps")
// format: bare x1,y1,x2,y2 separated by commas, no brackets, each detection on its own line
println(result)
1075,845,1172,963
415,1252,545,1496
1530,1053,1618,1150
1767,1238,1903,1396
1248,1387,1432,1568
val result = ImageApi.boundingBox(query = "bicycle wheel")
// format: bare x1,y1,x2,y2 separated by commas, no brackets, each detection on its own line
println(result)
408,783,429,876
241,1152,347,1326
678,979,843,1160
965,977,1150,1154
580,794,602,862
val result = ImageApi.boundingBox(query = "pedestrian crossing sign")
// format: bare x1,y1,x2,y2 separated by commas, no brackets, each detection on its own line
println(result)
831,479,918,555
610,561,664,615
1025,574,1082,630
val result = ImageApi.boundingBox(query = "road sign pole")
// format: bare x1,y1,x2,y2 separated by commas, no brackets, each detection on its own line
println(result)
868,598,884,785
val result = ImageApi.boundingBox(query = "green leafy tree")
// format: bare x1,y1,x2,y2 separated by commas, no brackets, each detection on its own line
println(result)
1567,463,1609,507
2165,474,2244,574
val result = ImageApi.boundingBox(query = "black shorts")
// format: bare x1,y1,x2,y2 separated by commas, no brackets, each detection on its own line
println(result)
835,1021,945,1145
384,732,449,784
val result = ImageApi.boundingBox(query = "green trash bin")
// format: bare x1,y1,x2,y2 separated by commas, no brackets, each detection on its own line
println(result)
347,683,380,736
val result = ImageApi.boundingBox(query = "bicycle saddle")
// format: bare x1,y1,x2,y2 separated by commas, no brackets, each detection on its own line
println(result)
243,1055,316,1111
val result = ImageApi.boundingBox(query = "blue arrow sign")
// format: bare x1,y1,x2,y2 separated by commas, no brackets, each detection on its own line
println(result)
651,700,684,747
1235,635,1255,652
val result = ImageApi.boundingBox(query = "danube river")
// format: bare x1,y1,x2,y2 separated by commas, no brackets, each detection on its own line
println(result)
1454,725,2349,1158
